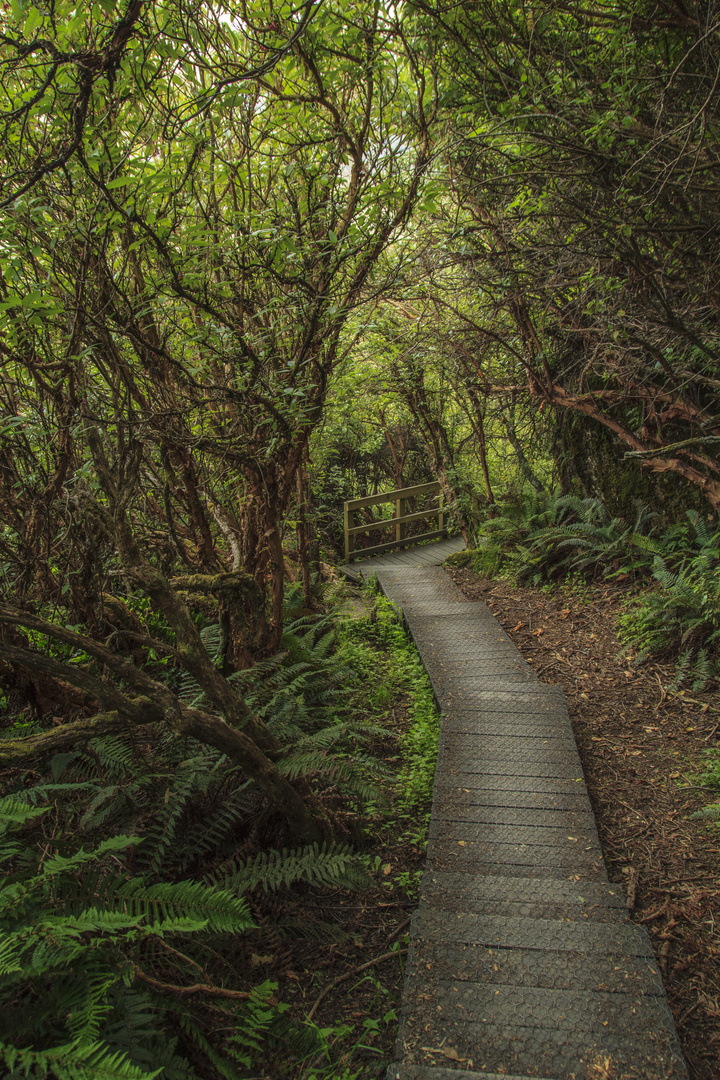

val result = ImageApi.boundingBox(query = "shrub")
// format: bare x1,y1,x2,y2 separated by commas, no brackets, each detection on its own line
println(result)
618,515,720,688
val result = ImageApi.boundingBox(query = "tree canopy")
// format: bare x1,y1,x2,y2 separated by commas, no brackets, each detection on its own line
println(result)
1,2,720,1069
1,0,719,817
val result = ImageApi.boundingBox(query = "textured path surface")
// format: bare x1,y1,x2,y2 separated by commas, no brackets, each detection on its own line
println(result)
339,535,465,582
359,562,688,1080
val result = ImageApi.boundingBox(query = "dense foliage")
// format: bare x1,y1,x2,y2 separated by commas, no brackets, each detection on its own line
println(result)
1,0,720,1076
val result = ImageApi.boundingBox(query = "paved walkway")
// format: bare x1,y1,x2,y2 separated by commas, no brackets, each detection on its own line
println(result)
343,548,687,1080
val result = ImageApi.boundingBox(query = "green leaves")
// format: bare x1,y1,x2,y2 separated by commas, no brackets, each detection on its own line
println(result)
217,841,370,893
0,796,49,828
114,878,254,934
0,795,256,1075
40,836,141,879
0,1039,162,1080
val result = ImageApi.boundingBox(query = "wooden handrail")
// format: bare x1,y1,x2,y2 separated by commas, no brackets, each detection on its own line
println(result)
343,481,446,563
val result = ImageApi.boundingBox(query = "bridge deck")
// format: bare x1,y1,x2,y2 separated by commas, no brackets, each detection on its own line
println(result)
360,563,688,1080
339,535,465,582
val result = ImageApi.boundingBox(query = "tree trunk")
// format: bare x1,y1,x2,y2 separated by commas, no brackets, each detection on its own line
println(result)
504,399,545,493
295,463,314,609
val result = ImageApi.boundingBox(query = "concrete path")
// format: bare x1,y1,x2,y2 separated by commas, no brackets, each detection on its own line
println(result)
364,564,689,1080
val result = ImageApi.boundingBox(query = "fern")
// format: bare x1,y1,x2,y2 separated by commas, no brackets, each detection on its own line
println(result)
177,781,258,869
0,795,50,827
215,842,370,894
177,1016,246,1080
137,752,218,874
112,878,254,933
38,835,141,880
0,1039,163,1080
0,796,261,1077
619,520,720,686
0,587,390,1078
488,494,664,585
93,737,140,776
79,784,141,833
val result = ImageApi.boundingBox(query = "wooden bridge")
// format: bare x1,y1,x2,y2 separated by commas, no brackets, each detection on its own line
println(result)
339,489,688,1080
342,481,453,566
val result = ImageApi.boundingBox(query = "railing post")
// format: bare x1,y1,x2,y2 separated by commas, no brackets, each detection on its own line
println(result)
344,501,354,563
438,490,445,534
341,482,443,561
395,497,406,545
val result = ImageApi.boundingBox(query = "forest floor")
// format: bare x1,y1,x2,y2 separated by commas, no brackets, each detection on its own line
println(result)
257,685,425,1080
259,568,720,1079
446,567,720,1080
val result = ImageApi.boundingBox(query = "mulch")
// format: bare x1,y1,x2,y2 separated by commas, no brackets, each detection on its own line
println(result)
446,567,720,1080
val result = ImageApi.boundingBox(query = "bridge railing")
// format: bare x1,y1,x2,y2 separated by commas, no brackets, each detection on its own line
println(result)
343,481,446,563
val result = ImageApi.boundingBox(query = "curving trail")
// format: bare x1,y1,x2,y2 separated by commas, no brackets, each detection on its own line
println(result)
343,543,688,1080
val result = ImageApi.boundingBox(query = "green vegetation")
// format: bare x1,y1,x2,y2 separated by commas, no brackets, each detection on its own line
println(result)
459,493,720,690
1,0,720,1073
0,591,436,1077
344,589,440,814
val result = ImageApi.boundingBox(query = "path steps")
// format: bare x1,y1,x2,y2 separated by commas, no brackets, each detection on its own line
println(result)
363,565,689,1080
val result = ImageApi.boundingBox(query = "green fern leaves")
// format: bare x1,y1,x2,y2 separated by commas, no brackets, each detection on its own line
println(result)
0,1038,163,1080
215,841,370,894
112,878,254,933
619,512,720,687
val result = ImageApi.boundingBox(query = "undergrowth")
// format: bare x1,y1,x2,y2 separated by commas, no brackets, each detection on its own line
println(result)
453,491,720,690
690,750,720,837
0,580,436,1079
340,584,440,820
618,513,720,689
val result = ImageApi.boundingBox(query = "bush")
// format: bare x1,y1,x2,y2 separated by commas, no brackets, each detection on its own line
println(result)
459,491,661,586
618,513,720,688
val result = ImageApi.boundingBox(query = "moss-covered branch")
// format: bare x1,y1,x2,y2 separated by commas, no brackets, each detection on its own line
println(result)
170,571,263,596
0,700,161,762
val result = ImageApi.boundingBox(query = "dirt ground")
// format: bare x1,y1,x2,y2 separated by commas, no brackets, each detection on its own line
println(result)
445,567,720,1080
252,689,425,1080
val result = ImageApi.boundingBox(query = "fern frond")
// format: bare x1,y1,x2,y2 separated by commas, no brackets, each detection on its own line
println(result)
177,1015,246,1080
0,796,49,829
38,837,142,881
216,842,370,894
88,737,140,780
178,783,258,867
0,1038,162,1080
114,878,254,934
137,754,216,874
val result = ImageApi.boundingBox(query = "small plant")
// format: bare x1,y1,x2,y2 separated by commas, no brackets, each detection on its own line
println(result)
618,512,720,688
690,750,720,829
393,867,423,898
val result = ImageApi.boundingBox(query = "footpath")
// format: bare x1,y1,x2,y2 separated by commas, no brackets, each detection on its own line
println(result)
367,563,688,1080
